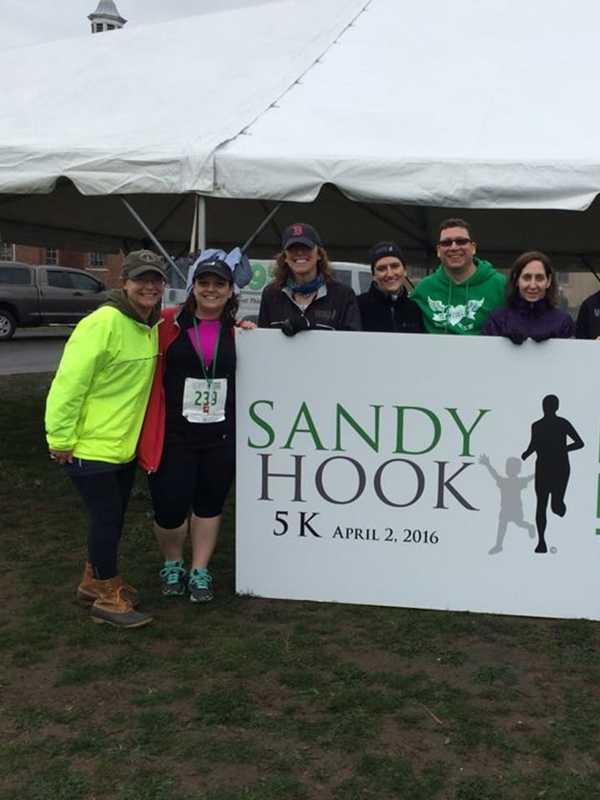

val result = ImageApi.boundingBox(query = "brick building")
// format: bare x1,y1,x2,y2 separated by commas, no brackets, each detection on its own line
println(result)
0,241,125,287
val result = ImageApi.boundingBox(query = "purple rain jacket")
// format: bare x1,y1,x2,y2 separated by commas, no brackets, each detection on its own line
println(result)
482,297,574,341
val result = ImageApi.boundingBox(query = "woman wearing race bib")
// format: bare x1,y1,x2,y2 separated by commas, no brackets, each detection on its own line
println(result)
138,258,245,603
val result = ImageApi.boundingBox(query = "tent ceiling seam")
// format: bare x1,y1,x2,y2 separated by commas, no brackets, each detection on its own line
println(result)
209,0,373,171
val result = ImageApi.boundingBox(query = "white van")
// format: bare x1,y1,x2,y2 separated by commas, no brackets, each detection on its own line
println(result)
164,259,372,322
239,259,373,321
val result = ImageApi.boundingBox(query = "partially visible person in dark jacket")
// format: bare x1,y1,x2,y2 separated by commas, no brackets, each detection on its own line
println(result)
258,222,361,334
483,251,574,343
357,241,425,333
575,288,600,339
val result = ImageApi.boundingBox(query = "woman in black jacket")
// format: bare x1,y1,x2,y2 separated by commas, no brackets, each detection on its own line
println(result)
357,241,425,333
258,223,361,334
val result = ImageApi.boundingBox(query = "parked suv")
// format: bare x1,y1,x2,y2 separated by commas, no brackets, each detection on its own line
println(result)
0,262,108,340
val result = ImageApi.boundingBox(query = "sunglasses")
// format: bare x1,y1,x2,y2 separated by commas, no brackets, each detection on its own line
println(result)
438,237,472,248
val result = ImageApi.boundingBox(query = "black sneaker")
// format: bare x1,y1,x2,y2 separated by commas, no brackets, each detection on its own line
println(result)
188,568,214,603
159,560,187,596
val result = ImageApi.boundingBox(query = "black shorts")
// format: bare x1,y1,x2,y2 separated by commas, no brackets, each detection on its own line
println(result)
148,440,235,529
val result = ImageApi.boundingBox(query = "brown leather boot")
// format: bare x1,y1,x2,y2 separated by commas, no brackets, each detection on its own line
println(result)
77,561,139,607
90,576,152,628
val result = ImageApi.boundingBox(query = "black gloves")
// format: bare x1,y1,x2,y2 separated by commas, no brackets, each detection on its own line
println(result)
507,331,551,344
281,317,311,337
507,332,526,345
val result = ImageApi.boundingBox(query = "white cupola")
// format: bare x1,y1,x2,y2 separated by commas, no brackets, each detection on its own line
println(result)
88,0,127,34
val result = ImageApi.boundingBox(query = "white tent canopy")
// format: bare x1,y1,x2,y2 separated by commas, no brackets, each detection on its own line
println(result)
216,0,600,211
1,0,600,264
0,0,365,195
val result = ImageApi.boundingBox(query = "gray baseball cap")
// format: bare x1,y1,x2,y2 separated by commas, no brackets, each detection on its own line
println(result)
122,250,166,280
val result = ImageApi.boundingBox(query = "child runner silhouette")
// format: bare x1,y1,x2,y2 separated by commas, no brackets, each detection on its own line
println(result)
479,454,535,554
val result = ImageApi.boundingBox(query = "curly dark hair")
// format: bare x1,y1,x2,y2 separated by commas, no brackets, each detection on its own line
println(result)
507,250,557,308
271,246,334,289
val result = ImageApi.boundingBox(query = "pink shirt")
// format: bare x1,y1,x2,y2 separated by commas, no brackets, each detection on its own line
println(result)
187,319,221,366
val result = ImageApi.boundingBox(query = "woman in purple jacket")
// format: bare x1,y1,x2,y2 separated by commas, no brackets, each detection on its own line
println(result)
482,251,574,343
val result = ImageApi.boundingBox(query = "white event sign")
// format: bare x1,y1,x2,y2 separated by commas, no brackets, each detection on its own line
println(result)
235,330,600,620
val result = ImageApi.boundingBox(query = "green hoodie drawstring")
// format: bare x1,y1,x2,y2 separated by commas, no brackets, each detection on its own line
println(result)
446,273,472,332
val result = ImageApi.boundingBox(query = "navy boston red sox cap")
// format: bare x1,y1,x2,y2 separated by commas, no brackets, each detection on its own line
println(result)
281,223,323,250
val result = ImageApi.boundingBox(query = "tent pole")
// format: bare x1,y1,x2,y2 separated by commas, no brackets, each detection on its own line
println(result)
260,200,283,242
190,194,207,252
190,199,198,252
577,254,600,285
355,201,431,251
120,196,187,283
196,195,207,251
152,195,191,239
240,203,282,253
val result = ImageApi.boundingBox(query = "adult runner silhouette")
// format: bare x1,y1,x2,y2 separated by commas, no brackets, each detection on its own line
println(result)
521,394,584,554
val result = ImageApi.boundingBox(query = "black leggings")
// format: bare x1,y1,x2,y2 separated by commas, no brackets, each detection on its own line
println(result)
148,441,235,529
69,461,137,580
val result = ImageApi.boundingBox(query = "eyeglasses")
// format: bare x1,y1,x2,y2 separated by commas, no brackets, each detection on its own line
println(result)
130,276,166,286
438,237,472,248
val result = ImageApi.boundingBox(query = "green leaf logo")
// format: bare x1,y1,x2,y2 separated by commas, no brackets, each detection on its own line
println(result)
249,262,267,291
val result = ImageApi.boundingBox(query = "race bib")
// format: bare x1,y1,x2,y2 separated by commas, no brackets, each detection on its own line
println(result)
182,378,227,424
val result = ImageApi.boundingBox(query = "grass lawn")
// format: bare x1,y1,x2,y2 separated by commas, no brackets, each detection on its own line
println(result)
2,373,600,800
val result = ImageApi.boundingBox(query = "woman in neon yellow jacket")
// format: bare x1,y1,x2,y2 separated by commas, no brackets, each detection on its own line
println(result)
45,250,165,629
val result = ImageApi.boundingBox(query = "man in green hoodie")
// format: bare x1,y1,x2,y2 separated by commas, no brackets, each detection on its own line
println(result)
411,218,506,335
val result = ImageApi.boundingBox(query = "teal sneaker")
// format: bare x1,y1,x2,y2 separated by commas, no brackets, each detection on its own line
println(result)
159,560,187,597
188,567,214,603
